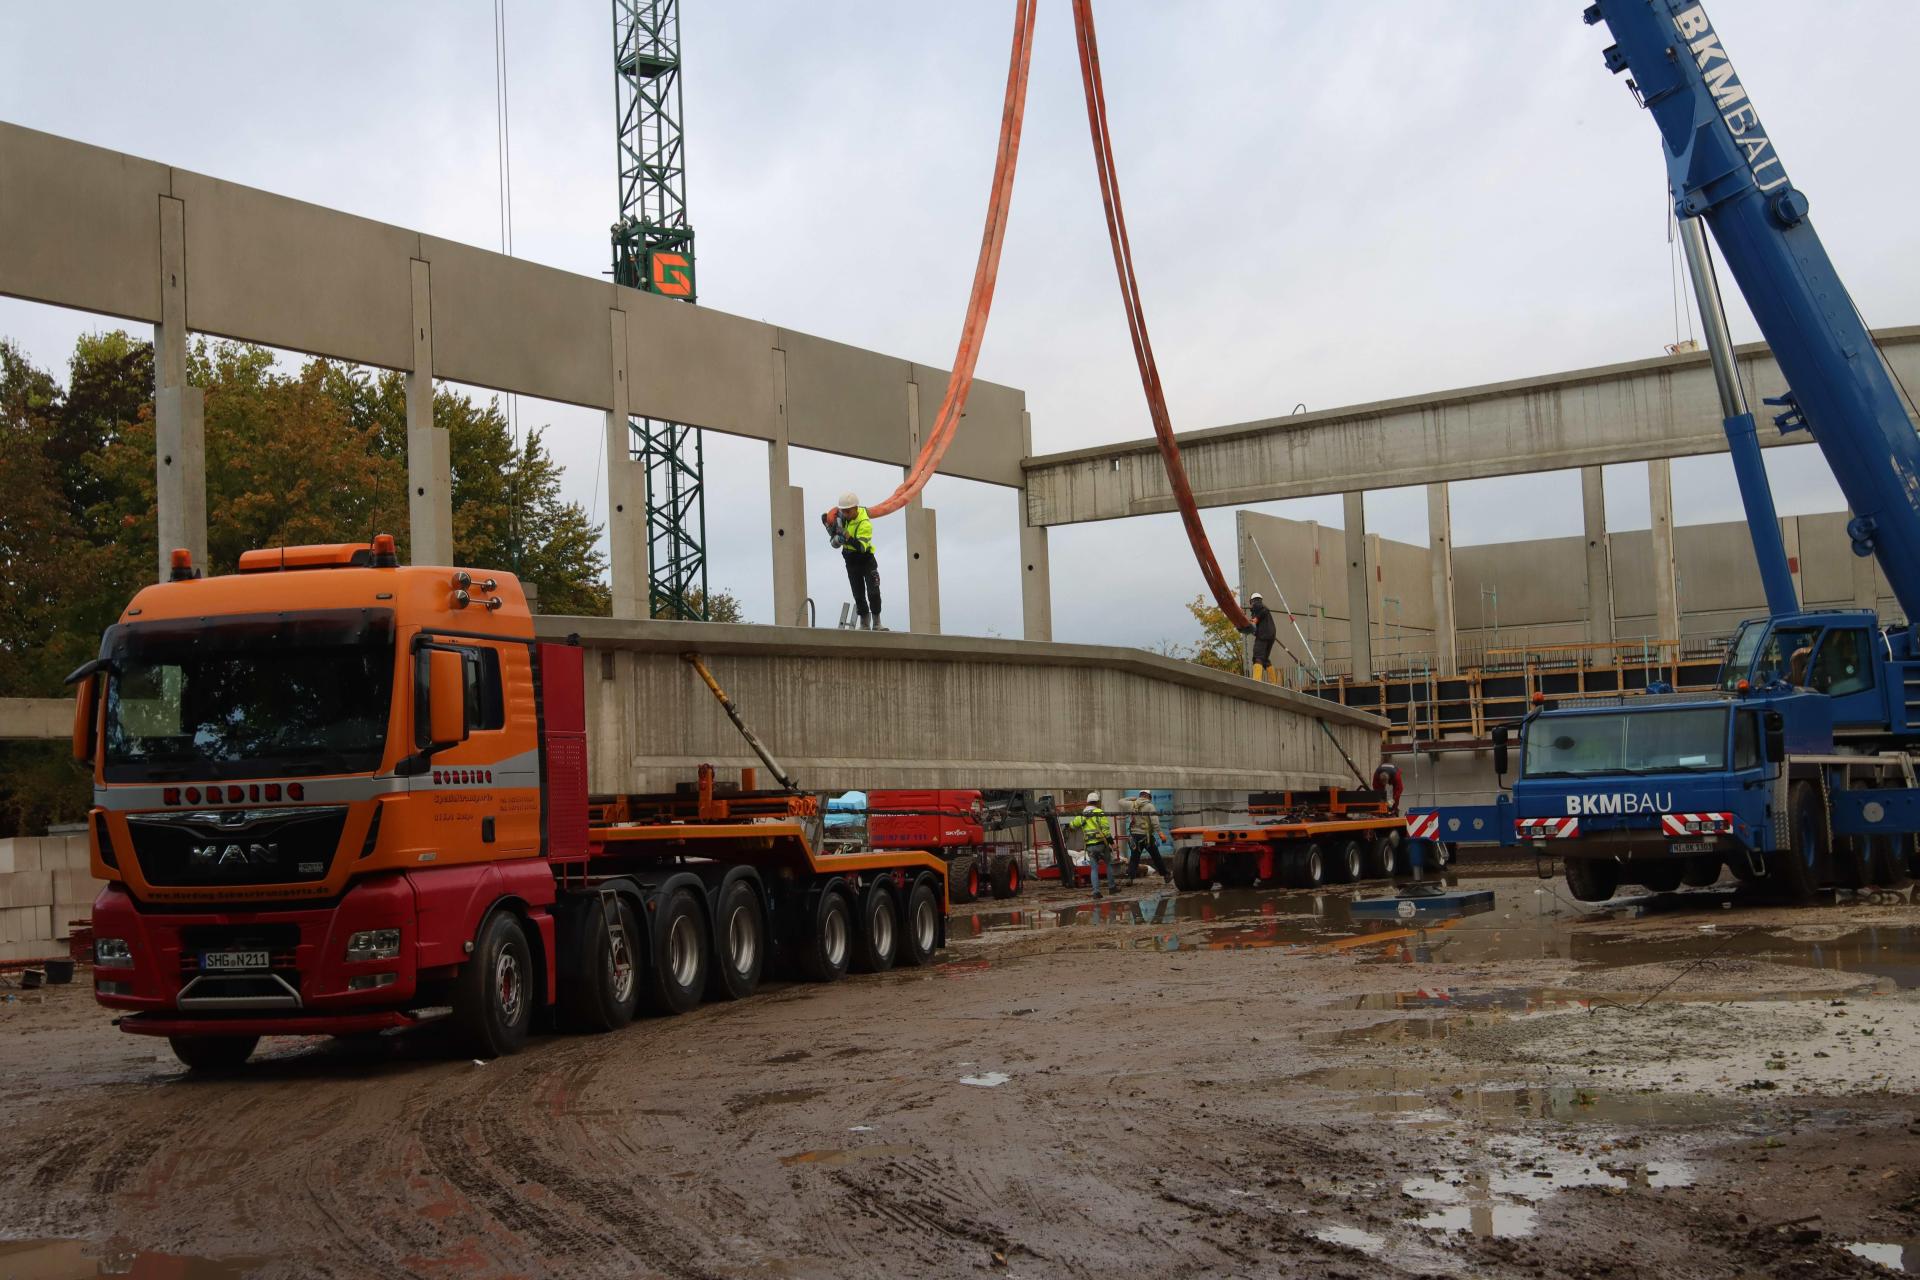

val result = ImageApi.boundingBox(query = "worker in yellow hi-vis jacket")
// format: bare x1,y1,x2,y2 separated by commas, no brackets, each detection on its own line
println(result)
826,492,885,631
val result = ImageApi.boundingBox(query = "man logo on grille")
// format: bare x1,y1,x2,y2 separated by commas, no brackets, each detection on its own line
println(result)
651,252,693,298
190,842,279,868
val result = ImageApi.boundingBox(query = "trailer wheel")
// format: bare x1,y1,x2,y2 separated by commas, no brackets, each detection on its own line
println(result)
168,1034,259,1074
558,895,642,1031
1282,842,1327,890
1769,780,1826,902
1634,861,1685,894
1370,833,1402,879
852,883,899,973
795,890,853,983
949,855,979,905
990,856,1022,899
1169,847,1196,892
708,879,765,1002
646,889,710,1015
453,911,534,1057
1329,838,1365,884
1681,855,1722,888
1564,856,1619,903
897,876,941,967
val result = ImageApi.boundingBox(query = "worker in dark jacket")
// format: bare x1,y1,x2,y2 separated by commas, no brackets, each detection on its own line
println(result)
1240,592,1279,684
825,492,884,630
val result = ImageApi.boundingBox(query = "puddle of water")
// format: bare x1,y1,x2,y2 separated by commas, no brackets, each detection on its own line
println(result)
0,1239,263,1277
1412,1201,1538,1238
1400,1133,1695,1240
959,1071,1010,1088
779,1144,913,1167
1310,1224,1385,1255
1846,1240,1920,1271
1305,1068,1725,1130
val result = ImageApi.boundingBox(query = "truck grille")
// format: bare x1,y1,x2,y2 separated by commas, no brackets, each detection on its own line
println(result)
126,807,348,886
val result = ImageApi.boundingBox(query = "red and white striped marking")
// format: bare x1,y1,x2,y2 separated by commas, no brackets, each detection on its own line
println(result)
1660,812,1734,837
1517,816,1580,840
1407,812,1440,841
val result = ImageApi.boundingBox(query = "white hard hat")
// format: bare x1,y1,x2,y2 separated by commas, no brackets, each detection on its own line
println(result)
1137,789,1152,797
837,491,859,509
1249,592,1264,601
1085,791,1100,804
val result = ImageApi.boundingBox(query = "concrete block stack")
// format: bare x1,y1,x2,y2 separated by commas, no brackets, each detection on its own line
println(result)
0,834,98,962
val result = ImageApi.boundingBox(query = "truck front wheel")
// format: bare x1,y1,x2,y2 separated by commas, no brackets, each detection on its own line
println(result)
453,911,534,1058
558,896,641,1033
1564,856,1619,903
1770,781,1827,902
169,1034,259,1074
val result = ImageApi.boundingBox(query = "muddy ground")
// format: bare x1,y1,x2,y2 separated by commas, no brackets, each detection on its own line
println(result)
6,863,1920,1278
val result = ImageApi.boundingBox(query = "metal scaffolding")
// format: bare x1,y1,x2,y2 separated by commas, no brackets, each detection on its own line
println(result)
612,0,707,619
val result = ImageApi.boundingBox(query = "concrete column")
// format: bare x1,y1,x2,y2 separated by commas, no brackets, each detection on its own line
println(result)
1648,458,1681,649
1780,516,1805,605
153,195,205,581
1019,412,1053,641
768,350,809,626
1581,466,1615,646
1307,521,1325,671
405,259,452,565
1366,530,1386,666
1343,491,1373,679
1850,511,1880,610
902,381,941,634
1426,481,1458,675
604,309,648,619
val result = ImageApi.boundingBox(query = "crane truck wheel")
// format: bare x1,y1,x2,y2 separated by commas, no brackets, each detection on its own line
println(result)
896,876,941,967
708,878,766,1001
990,856,1022,899
795,889,853,983
1681,855,1723,888
557,894,642,1032
453,911,535,1058
645,889,710,1015
168,1034,259,1074
948,856,979,905
1868,833,1912,889
852,883,899,973
1769,781,1828,902
1834,780,1874,889
1634,861,1686,894
1564,856,1619,903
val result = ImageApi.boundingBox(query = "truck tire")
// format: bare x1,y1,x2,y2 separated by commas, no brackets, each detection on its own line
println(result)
708,878,765,1002
1330,838,1365,884
1634,861,1685,894
897,876,941,967
1170,847,1197,891
795,889,853,983
1869,833,1912,889
990,856,1022,899
1282,842,1327,890
645,888,709,1015
1681,855,1722,887
851,883,899,973
949,856,980,905
1834,781,1874,889
1564,856,1619,903
168,1034,259,1074
1370,833,1403,879
453,911,534,1058
1769,780,1827,902
558,895,641,1032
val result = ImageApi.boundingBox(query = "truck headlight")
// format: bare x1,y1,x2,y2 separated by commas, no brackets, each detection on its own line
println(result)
345,928,402,962
95,937,133,968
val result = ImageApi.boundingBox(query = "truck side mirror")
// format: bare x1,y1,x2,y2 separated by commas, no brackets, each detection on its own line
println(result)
427,649,469,747
1764,711,1785,762
1492,725,1510,777
70,678,97,764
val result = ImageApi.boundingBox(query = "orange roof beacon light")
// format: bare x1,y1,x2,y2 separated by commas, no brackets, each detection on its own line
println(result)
1531,691,1546,706
167,548,195,582
1737,678,1752,694
370,533,399,568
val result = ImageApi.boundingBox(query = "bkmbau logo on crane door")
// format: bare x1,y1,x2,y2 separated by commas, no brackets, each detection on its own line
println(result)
650,252,694,298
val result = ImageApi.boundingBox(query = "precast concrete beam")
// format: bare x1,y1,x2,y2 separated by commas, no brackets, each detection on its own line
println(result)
604,309,647,619
768,348,808,627
1648,459,1681,648
1343,493,1372,679
405,258,451,566
1426,483,1457,676
153,196,205,581
0,699,69,741
1019,412,1053,641
1581,466,1615,645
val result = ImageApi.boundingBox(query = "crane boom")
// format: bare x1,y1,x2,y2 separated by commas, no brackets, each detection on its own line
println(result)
1589,0,1920,628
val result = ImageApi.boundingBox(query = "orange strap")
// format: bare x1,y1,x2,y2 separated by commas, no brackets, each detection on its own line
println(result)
1069,0,1250,632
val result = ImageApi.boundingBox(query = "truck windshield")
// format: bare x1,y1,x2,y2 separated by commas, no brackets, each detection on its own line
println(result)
1523,707,1729,778
102,610,395,782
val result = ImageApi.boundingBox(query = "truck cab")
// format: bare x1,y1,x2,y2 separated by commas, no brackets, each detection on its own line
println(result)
1714,611,1918,741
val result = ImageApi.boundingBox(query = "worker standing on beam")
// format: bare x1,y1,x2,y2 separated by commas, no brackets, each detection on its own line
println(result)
827,493,885,631
1241,592,1279,684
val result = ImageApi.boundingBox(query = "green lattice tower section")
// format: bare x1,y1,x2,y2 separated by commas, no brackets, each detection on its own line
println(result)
613,0,706,620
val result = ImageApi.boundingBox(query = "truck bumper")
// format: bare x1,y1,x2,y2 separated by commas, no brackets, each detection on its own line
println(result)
91,875,425,1032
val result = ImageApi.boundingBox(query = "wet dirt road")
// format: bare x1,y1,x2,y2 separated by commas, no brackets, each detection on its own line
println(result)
6,865,1920,1278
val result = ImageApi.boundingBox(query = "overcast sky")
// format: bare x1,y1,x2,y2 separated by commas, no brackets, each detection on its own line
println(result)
4,2,1918,650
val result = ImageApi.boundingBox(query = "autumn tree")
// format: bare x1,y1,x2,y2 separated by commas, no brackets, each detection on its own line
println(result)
1178,594,1246,674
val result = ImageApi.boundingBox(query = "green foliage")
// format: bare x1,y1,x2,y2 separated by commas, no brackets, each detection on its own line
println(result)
1178,594,1245,673
657,588,745,624
0,331,616,834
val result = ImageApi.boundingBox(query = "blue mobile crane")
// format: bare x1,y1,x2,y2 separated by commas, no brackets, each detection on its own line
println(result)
1491,1,1920,901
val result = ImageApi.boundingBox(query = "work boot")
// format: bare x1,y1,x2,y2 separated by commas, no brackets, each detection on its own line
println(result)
872,612,888,632
857,614,871,631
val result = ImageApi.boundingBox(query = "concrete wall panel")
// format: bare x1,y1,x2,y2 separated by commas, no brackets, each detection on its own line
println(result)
0,122,167,322
782,330,911,462
175,171,415,371
624,286,778,436
913,366,1026,488
425,235,615,406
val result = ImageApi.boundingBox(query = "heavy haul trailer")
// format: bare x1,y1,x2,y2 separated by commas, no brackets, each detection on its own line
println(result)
867,788,1069,903
68,538,948,1072
1169,789,1410,891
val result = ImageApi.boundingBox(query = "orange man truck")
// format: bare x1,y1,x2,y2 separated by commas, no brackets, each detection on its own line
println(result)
68,537,947,1071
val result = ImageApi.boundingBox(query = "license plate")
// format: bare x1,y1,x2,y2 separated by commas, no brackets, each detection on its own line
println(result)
1670,841,1714,854
202,950,270,971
